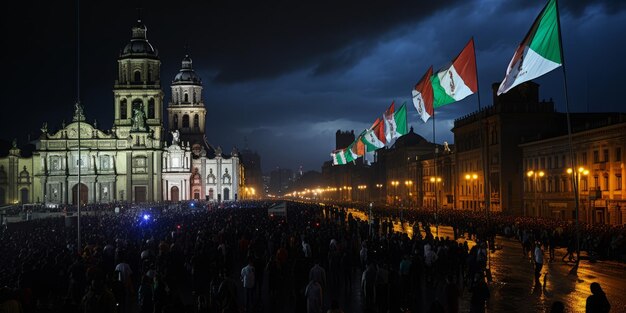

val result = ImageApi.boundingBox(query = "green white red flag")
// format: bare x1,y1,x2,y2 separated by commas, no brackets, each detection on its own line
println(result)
412,66,434,122
497,0,562,95
432,39,478,108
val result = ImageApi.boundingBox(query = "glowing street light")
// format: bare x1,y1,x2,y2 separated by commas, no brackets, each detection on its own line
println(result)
567,166,589,268
526,170,545,217
465,173,478,211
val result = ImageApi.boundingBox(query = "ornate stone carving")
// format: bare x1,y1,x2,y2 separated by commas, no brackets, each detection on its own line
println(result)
131,104,147,132
171,129,180,145
73,102,86,122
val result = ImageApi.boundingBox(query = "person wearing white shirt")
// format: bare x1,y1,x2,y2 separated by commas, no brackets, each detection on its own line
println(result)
240,258,256,312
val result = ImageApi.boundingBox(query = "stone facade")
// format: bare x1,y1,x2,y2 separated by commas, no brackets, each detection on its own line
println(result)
0,18,241,205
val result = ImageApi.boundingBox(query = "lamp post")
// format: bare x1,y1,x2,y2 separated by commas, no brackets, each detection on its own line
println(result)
375,183,383,205
526,170,545,217
567,166,588,267
430,176,442,236
403,180,413,222
391,181,399,217
465,173,478,211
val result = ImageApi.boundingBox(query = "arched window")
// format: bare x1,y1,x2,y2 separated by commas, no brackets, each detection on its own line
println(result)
193,90,197,103
134,70,141,83
173,114,179,129
184,93,189,103
148,99,155,119
182,114,190,128
120,99,128,119
148,68,153,82
193,114,199,129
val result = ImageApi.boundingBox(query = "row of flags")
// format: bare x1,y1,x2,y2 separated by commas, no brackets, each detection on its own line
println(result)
332,0,563,165
331,101,408,165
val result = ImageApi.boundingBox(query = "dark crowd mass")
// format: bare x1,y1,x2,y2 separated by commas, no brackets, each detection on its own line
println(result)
0,200,621,313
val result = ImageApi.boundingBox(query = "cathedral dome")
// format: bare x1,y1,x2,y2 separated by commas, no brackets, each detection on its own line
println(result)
120,20,158,58
173,55,202,85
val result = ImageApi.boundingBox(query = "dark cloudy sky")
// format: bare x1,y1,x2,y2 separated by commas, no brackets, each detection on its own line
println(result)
2,0,625,173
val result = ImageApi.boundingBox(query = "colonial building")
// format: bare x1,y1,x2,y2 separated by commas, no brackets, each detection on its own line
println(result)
0,18,241,205
520,117,626,225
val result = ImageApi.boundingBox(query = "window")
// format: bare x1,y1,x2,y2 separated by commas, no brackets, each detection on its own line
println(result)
593,150,599,163
617,148,622,162
547,157,552,169
120,99,127,119
134,71,141,82
582,177,588,191
193,114,199,129
617,175,622,190
193,90,197,103
148,99,155,119
182,114,190,128
603,176,608,191
184,93,189,103
603,149,609,162
148,68,153,82
594,176,599,189
582,152,587,165
173,114,178,129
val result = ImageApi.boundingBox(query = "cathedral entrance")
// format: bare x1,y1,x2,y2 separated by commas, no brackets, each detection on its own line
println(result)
72,183,88,205
171,186,179,202
134,186,147,203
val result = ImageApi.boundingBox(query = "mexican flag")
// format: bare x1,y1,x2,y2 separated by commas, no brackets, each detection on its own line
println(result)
432,39,478,108
331,149,346,165
344,144,359,163
412,66,434,123
361,119,386,152
497,0,562,95
384,102,408,141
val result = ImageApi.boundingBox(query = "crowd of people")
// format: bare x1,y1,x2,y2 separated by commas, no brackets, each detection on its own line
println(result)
0,199,619,313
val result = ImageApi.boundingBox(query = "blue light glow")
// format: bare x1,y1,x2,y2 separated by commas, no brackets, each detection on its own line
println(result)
143,214,150,221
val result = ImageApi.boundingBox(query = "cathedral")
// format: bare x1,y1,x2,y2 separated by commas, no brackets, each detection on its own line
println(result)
0,18,242,205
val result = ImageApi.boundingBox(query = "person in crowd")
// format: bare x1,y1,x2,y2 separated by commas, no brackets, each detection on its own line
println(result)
240,257,256,313
586,282,610,313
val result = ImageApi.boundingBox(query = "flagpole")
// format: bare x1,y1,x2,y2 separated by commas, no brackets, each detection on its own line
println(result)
76,0,81,256
473,37,493,278
554,0,580,275
433,106,439,238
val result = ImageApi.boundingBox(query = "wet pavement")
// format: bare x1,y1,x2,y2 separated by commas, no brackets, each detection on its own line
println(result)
344,208,626,312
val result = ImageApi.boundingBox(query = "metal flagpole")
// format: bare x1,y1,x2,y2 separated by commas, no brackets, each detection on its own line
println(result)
76,0,81,255
554,0,580,275
473,37,493,280
433,104,439,238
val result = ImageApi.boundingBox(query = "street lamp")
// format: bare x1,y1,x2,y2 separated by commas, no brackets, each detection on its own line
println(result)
430,176,442,236
402,180,413,221
391,181,399,215
567,166,589,267
526,170,545,217
375,183,383,204
465,173,478,211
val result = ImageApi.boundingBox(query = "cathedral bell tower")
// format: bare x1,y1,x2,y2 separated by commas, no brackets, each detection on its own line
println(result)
167,54,207,146
113,18,164,141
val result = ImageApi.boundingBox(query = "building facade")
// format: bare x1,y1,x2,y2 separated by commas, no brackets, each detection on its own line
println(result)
0,18,241,205
520,119,626,225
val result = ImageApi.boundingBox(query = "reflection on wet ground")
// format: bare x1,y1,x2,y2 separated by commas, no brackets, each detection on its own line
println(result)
344,207,625,312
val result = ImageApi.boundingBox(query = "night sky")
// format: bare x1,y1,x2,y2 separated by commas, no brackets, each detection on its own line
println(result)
3,0,625,173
